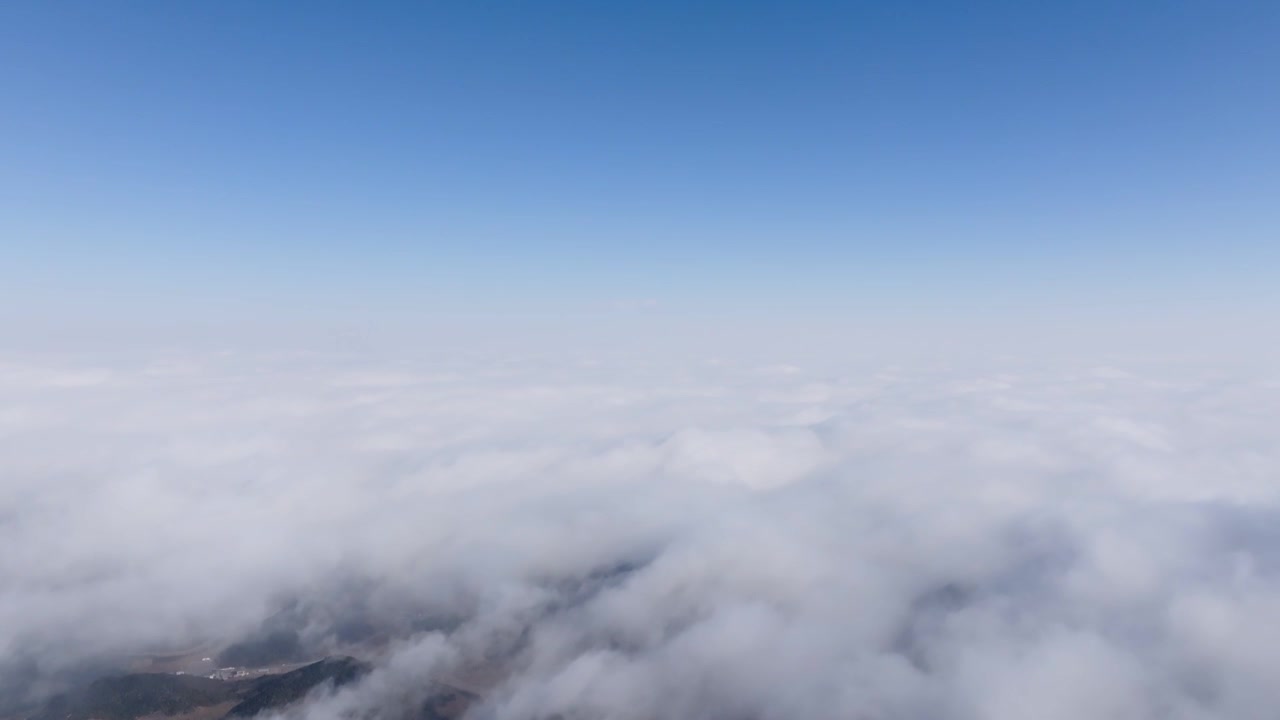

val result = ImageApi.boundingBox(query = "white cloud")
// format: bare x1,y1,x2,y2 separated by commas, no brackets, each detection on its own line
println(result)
2,349,1280,718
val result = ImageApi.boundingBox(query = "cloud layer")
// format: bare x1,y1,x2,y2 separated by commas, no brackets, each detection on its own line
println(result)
3,349,1280,719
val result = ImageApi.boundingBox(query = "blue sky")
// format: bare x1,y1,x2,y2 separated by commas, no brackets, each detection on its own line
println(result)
2,1,1278,340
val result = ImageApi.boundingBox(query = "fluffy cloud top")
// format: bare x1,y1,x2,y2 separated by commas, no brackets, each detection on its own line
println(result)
2,349,1280,719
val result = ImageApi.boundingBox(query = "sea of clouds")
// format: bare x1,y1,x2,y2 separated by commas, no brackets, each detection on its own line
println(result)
3,347,1280,719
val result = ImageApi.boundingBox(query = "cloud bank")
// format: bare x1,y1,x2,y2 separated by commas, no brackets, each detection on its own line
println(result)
3,348,1280,719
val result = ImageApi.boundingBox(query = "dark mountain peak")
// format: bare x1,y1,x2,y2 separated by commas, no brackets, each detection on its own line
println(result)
224,657,370,718
23,656,373,720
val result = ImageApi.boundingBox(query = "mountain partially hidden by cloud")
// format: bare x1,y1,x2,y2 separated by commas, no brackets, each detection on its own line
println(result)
3,349,1280,719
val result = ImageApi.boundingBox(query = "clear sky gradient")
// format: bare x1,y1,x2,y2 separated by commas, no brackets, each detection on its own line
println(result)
2,1,1277,345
